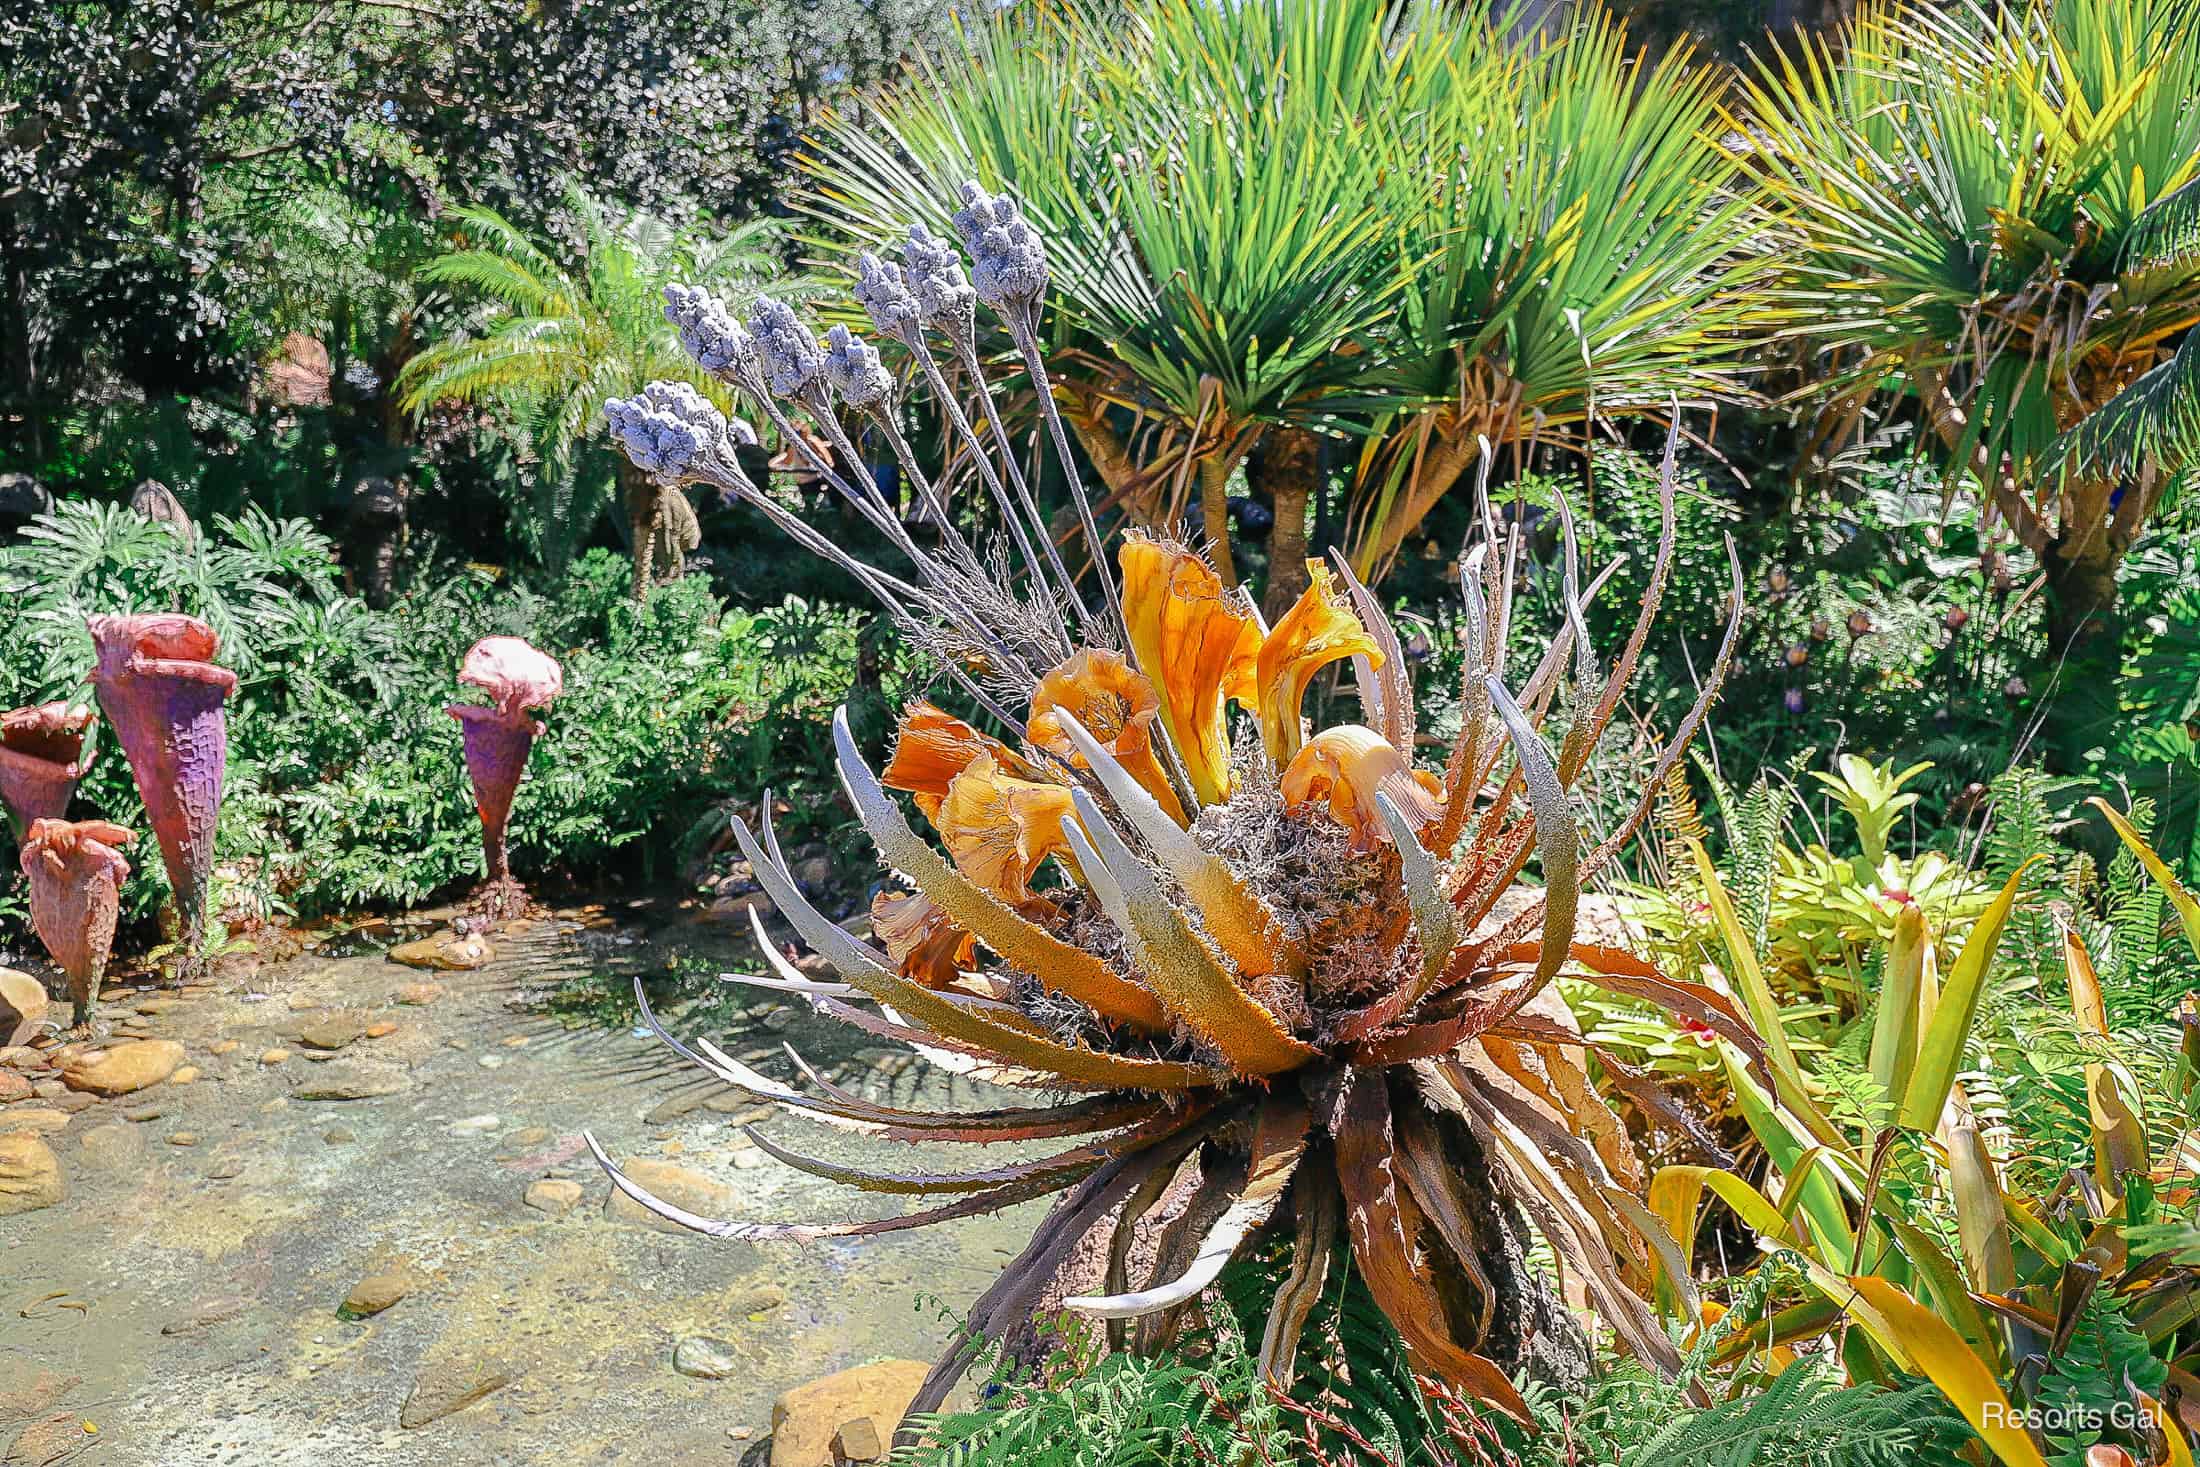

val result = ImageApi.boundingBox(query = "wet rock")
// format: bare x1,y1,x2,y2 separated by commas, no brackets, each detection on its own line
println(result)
671,1336,742,1380
363,1021,398,1040
286,992,322,1012
0,1072,32,1103
0,970,47,1046
339,1272,412,1319
398,1363,512,1429
390,932,493,972
50,1093,93,1115
834,1418,886,1463
293,1064,411,1101
0,1365,77,1420
396,982,446,1006
169,1066,199,1085
604,1156,736,1234
323,1128,355,1145
447,1114,499,1135
122,1104,165,1123
75,1123,143,1171
203,1157,242,1179
30,1081,62,1100
644,1089,714,1123
0,1133,63,1215
207,1039,240,1057
769,1360,930,1467
59,1038,183,1096
298,1016,368,1051
508,1126,550,1148
133,997,184,1016
168,1132,199,1147
523,1178,582,1218
0,1109,70,1136
726,1283,787,1319
259,1049,291,1066
0,1046,45,1071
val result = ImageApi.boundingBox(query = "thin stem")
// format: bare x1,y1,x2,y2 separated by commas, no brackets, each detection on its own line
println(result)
1013,323,1125,646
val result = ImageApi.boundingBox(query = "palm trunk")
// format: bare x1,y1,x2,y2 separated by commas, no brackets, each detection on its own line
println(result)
1198,452,1241,589
1253,425,1322,621
2040,526,2125,769
621,463,657,599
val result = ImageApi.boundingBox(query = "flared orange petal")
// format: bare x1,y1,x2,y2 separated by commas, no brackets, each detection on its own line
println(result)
1028,649,1189,827
1280,724,1441,851
882,701,1038,826
1119,536,1260,808
937,753,1078,904
1256,564,1381,766
870,888,979,990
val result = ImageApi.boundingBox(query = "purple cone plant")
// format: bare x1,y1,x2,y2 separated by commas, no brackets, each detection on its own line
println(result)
86,614,236,969
21,818,134,1029
0,701,97,842
447,636,563,920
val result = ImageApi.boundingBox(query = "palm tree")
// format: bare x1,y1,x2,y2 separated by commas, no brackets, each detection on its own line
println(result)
399,187,788,595
805,0,1763,612
1737,0,2200,708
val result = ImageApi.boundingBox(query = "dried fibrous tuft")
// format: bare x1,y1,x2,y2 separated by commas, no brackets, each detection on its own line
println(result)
603,382,724,479
822,325,895,409
661,284,755,374
746,296,824,399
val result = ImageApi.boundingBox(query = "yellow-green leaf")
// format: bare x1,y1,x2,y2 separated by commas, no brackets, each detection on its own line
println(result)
1897,859,2040,1131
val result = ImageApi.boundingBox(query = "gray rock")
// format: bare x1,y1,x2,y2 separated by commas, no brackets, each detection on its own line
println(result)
672,1336,742,1380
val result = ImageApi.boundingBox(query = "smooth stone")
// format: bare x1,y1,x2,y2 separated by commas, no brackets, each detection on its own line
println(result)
390,933,493,972
671,1336,742,1380
834,1419,886,1463
0,1071,32,1104
363,1021,398,1039
446,1114,499,1136
0,1108,70,1136
123,1104,165,1123
0,970,47,1046
204,1157,243,1179
508,1126,550,1148
395,982,446,1006
208,1039,240,1056
0,1046,46,1070
0,1133,63,1215
59,1038,183,1095
293,1064,412,1101
339,1272,412,1319
259,1049,292,1066
323,1128,356,1145
161,1296,249,1335
286,991,322,1011
770,1361,930,1467
52,1092,94,1114
169,1066,200,1085
523,1178,582,1218
168,1131,199,1146
134,997,185,1015
298,1016,367,1051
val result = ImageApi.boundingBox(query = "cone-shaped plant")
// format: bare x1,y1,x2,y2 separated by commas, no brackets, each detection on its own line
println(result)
596,188,1750,1425
446,636,562,920
85,615,234,968
21,818,134,1029
0,702,96,842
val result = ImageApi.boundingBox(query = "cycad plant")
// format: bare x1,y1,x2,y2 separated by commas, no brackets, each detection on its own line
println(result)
398,187,788,595
590,185,1757,1426
803,0,1763,608
1738,0,2200,696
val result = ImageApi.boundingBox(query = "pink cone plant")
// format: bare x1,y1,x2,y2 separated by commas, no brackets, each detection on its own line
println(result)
447,636,562,918
86,614,235,965
21,818,134,1029
0,702,97,842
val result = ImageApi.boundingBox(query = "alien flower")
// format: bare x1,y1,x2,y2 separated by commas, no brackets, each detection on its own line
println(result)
86,614,235,965
21,819,133,1028
662,284,756,375
602,197,1748,1431
447,636,563,918
746,297,824,400
822,325,894,410
0,702,97,841
603,382,727,481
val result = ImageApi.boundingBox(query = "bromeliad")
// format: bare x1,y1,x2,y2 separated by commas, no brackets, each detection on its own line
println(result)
597,183,1751,1424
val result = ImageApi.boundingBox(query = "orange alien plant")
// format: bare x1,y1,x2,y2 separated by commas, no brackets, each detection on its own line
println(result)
598,184,1751,1423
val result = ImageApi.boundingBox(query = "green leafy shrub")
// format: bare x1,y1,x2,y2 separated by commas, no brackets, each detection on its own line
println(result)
0,501,879,938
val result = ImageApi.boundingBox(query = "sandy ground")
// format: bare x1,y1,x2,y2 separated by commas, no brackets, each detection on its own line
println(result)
2,905,1041,1466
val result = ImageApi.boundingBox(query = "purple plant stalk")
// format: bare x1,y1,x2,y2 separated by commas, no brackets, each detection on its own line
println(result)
86,614,236,971
0,701,97,842
447,636,563,920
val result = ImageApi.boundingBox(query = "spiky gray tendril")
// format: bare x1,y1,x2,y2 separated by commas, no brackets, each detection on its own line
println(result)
824,325,895,410
747,296,825,399
662,285,757,375
854,252,926,350
901,223,978,339
602,381,726,479
951,180,1047,316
